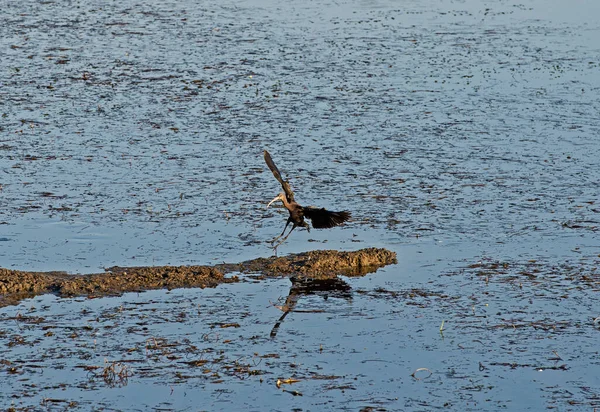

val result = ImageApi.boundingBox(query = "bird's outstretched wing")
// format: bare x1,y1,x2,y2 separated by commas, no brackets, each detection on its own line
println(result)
264,150,295,202
303,207,351,229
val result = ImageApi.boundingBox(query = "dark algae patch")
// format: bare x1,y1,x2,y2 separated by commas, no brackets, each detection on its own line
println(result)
0,248,396,307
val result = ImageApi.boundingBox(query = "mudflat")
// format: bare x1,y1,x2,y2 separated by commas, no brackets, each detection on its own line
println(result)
0,248,396,307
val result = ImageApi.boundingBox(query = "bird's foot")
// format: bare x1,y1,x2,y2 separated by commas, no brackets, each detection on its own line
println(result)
271,238,287,251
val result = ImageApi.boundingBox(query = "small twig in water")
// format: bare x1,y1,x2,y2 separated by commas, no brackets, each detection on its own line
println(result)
276,378,301,388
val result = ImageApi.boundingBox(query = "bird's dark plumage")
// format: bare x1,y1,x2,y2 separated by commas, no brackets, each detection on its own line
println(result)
303,207,351,229
264,150,351,248
264,150,295,203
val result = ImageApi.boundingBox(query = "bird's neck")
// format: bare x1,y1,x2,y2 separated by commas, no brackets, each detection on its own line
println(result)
281,195,293,209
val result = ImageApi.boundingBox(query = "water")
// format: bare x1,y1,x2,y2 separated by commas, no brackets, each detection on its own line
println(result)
1,0,599,409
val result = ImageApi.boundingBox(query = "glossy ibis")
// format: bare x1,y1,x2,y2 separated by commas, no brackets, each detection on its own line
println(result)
264,150,351,248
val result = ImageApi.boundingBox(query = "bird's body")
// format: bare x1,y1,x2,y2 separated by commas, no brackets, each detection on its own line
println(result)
272,193,310,231
264,150,351,248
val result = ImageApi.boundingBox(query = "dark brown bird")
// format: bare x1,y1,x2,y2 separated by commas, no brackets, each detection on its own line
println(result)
264,150,351,248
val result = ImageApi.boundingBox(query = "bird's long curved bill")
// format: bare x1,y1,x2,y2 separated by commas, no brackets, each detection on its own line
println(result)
267,195,280,209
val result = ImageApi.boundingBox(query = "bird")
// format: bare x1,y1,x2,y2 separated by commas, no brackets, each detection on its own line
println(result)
264,150,351,249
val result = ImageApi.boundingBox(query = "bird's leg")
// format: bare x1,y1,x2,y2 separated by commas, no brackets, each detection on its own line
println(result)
272,224,297,249
302,221,311,233
271,219,291,244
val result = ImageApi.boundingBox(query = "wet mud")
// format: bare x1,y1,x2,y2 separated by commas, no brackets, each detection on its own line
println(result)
0,248,396,307
216,247,397,279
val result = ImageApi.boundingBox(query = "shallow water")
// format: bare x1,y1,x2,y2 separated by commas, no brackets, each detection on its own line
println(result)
1,0,600,409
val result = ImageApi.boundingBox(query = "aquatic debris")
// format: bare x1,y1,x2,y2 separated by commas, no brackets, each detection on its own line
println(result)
488,362,568,371
411,367,432,380
84,360,132,387
277,377,301,388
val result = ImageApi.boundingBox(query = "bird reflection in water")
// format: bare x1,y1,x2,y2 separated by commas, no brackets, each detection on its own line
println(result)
270,276,352,339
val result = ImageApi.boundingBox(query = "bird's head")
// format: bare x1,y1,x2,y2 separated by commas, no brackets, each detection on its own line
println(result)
267,192,286,209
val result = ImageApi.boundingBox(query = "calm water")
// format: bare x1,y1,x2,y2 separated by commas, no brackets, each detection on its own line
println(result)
1,0,599,409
